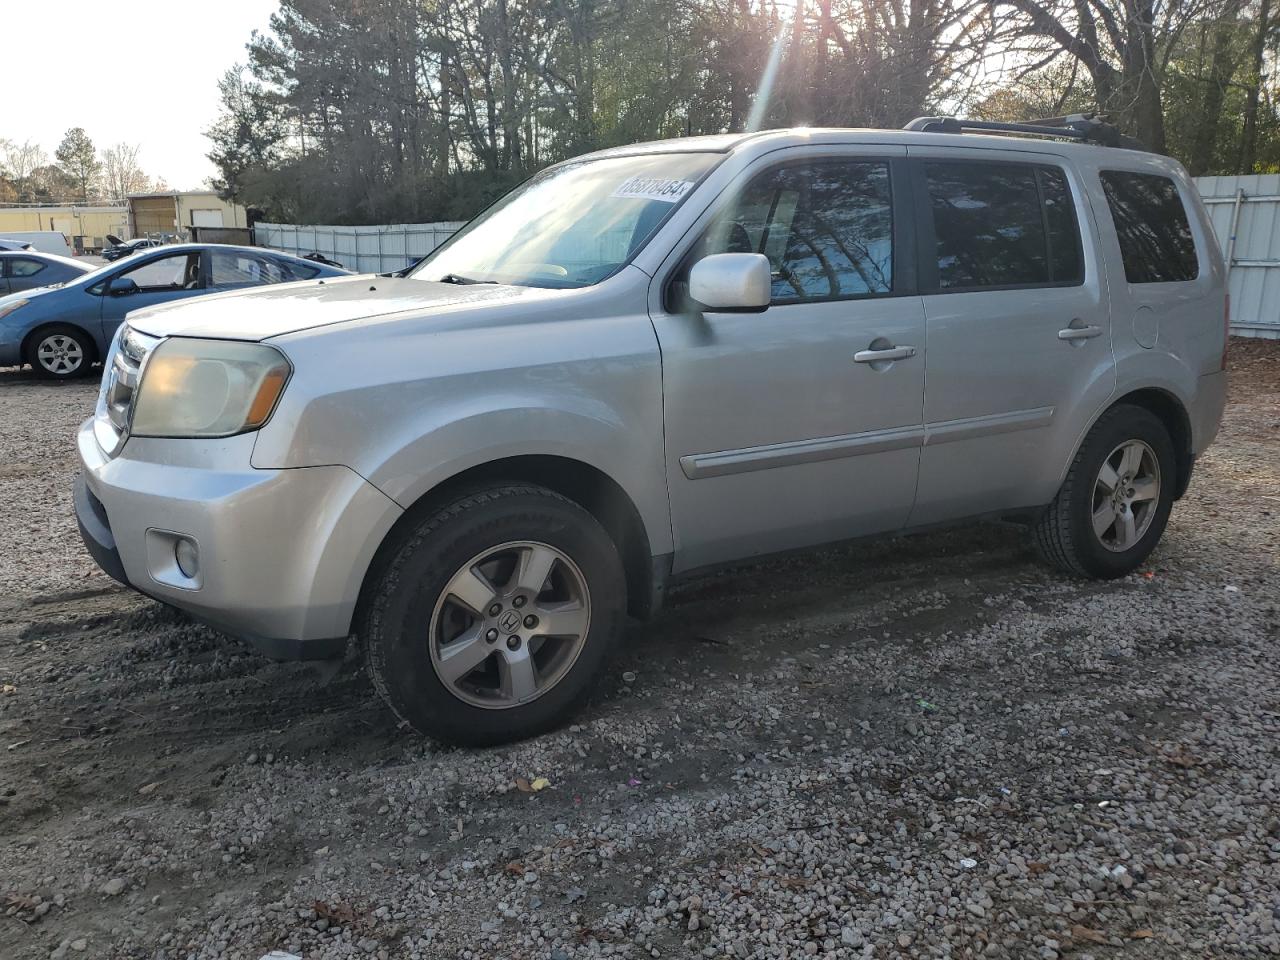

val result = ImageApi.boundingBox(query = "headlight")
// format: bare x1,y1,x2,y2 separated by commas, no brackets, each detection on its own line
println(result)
0,298,29,321
131,338,291,438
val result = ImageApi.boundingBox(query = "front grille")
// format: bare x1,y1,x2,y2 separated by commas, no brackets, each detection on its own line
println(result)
94,325,159,457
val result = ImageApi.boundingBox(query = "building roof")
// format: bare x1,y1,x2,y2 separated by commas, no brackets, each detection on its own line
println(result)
125,190,227,200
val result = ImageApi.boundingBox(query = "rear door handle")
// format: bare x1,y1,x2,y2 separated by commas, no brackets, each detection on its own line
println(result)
1058,324,1102,341
853,345,916,363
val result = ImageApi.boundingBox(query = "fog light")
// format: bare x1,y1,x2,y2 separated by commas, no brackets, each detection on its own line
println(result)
174,538,199,579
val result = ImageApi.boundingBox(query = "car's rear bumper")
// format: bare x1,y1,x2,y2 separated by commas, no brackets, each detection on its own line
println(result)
1190,369,1227,455
75,418,402,660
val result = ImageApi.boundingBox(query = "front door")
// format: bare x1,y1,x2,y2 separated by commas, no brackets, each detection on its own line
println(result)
99,249,206,342
651,150,926,572
906,153,1116,526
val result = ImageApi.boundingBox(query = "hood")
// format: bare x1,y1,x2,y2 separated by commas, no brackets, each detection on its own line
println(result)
0,283,62,310
105,234,124,246
125,274,560,341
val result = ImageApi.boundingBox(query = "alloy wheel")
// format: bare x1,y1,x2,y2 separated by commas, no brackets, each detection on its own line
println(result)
36,334,85,376
1091,439,1161,552
429,540,591,709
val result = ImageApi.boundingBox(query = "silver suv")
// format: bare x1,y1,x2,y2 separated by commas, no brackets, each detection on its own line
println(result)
75,120,1227,744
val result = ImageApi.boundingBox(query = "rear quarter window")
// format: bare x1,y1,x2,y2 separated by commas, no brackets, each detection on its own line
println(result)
9,257,47,278
1099,171,1198,283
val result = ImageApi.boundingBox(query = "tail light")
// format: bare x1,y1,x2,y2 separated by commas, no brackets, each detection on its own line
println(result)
1221,294,1230,371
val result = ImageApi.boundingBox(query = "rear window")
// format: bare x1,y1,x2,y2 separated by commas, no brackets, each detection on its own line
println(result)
1099,171,1198,283
8,257,47,278
924,161,1083,290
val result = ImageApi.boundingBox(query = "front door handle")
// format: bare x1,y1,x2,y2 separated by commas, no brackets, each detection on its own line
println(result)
854,345,916,363
1058,324,1102,341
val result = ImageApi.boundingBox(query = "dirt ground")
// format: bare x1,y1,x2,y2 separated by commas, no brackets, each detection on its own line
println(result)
1,339,1278,960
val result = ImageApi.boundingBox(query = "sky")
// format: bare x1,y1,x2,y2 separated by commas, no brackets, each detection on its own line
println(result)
4,0,279,191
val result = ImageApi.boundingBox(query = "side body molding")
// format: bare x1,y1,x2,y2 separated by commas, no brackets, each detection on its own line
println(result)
680,407,1056,481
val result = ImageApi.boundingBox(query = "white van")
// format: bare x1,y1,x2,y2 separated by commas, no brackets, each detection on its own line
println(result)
0,232,74,257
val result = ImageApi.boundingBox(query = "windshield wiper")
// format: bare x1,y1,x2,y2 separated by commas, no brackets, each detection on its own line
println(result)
436,273,497,285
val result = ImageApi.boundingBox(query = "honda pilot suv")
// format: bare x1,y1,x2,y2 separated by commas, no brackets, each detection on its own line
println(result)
75,119,1227,745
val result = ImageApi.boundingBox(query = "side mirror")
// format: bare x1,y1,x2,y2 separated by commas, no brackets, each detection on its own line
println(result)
688,253,771,313
108,277,139,297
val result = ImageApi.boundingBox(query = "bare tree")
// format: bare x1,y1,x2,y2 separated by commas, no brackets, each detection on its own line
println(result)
101,143,152,199
993,0,1234,153
1240,0,1272,171
1,139,49,200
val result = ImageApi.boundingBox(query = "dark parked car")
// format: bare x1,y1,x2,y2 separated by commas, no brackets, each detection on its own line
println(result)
0,244,350,378
101,237,162,262
0,251,92,294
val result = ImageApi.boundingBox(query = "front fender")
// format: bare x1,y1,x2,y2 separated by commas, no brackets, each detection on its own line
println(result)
363,400,673,555
251,277,670,555
10,291,106,360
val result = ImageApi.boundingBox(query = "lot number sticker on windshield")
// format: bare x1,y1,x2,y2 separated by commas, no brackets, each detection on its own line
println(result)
612,176,695,203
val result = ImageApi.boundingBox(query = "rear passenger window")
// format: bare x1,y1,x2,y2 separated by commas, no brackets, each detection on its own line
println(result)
924,162,1083,290
1040,168,1083,283
277,259,320,281
1099,171,1198,283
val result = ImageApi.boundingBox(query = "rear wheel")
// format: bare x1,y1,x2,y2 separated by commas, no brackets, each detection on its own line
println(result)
1034,405,1176,579
359,484,626,745
28,325,93,379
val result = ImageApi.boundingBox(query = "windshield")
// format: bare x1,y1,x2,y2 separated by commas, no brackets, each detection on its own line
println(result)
71,257,145,287
409,152,720,288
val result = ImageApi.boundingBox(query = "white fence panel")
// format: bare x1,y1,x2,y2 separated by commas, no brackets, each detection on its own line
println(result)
1197,174,1280,340
257,221,465,274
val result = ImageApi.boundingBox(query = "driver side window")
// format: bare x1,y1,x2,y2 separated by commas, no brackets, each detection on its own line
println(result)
698,160,894,303
119,252,202,292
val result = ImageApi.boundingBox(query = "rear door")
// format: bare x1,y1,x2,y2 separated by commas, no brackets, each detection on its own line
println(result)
650,148,927,572
907,150,1116,525
0,259,9,295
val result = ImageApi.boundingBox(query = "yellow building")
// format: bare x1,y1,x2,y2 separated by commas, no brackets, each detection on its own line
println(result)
128,191,247,238
0,204,129,253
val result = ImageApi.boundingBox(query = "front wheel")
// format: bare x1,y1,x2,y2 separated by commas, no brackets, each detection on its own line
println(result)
359,484,626,745
1034,405,1176,579
28,325,93,379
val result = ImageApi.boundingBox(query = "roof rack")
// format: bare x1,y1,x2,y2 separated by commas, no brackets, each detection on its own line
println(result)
903,114,1147,151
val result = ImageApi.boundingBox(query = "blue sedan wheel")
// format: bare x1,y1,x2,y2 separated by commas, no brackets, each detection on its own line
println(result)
30,325,92,380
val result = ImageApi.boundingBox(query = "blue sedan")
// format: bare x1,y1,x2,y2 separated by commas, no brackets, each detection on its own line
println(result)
0,251,93,294
0,244,350,379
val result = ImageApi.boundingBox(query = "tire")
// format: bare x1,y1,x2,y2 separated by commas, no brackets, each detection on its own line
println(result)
1034,404,1176,579
27,324,94,380
359,484,626,745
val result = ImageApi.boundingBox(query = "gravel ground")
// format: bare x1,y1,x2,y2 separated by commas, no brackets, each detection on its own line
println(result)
1,341,1278,960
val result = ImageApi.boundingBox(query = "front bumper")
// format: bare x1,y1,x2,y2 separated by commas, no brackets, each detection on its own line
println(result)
75,419,402,659
0,336,21,368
